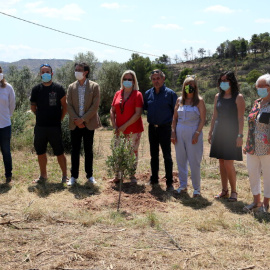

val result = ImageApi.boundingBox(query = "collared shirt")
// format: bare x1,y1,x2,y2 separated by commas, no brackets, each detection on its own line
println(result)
78,79,87,117
144,84,177,125
0,83,16,128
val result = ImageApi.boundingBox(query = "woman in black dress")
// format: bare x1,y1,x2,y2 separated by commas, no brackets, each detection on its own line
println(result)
208,71,245,201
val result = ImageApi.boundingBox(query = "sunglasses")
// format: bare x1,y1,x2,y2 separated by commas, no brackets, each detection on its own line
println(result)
40,64,52,68
123,78,133,81
186,75,196,79
151,70,161,75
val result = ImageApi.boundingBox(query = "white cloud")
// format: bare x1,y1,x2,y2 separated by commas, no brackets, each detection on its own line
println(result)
0,0,21,5
214,26,230,32
121,19,134,23
255,18,270,23
101,3,121,9
24,2,85,21
0,0,21,15
1,8,17,15
194,21,205,25
204,5,235,14
152,24,183,30
181,39,206,44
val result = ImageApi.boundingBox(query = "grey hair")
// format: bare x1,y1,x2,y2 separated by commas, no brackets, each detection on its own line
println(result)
149,69,165,80
256,73,270,86
120,70,139,90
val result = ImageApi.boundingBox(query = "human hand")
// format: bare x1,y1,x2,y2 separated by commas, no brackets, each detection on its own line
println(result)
192,133,199,144
243,148,246,155
78,123,85,128
74,118,84,126
208,132,212,144
118,124,127,133
171,131,177,145
236,137,243,147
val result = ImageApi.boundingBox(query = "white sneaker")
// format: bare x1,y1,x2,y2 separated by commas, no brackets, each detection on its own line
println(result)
67,177,77,186
88,176,97,184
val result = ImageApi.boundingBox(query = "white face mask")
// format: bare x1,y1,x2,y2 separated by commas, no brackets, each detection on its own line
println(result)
75,71,84,80
0,73,3,81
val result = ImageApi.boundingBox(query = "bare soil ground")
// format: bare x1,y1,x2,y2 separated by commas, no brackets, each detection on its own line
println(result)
1,125,270,270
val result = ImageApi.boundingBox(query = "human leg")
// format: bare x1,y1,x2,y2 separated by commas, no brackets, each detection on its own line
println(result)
57,154,67,178
70,127,83,179
159,125,173,187
0,126,12,178
214,159,229,198
260,155,270,209
37,153,48,179
83,128,95,179
148,125,159,183
223,160,237,201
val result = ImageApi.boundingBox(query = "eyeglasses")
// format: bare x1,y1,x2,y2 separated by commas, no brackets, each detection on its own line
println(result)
123,78,133,81
40,64,51,68
151,70,161,75
186,75,196,79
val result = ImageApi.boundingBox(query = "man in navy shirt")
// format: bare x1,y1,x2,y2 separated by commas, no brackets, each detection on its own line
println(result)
144,69,177,191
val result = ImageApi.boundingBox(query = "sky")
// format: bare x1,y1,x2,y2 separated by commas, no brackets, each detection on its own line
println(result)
1,0,270,63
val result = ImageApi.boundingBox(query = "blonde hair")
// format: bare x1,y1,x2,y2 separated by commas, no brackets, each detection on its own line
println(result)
0,66,7,88
120,70,139,90
181,76,200,106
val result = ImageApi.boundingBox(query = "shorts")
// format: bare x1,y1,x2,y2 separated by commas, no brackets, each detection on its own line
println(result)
34,126,64,156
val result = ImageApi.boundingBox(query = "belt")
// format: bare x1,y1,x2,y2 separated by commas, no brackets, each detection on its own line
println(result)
150,122,171,128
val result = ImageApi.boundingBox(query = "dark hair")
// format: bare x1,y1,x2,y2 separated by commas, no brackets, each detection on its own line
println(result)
40,63,53,73
218,71,239,97
0,66,7,88
74,62,90,78
181,77,200,106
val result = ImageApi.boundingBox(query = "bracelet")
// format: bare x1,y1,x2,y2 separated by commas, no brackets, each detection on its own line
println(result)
237,134,243,138
195,131,200,134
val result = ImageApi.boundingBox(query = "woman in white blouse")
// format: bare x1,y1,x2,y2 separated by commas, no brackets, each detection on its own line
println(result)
0,66,15,183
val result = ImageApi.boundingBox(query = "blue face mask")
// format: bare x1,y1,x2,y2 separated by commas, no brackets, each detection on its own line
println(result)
257,88,268,98
220,82,230,91
123,80,133,88
41,73,52,82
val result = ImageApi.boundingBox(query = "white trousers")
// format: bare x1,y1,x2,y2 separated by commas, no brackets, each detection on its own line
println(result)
246,153,270,198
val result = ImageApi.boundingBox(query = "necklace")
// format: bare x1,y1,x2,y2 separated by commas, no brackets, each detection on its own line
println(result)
120,89,133,114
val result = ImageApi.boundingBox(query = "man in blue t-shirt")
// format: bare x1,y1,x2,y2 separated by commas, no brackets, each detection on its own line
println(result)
30,64,68,184
144,69,177,191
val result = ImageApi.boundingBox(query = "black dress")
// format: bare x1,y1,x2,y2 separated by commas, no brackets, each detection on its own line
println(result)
210,93,243,161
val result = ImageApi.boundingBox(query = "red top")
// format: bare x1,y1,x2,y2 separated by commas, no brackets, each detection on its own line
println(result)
112,89,144,134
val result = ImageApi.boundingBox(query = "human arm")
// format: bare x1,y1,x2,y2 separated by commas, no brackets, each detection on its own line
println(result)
192,98,206,144
236,94,245,147
110,106,118,130
9,85,16,115
171,98,180,145
60,95,67,121
208,94,219,144
118,107,143,133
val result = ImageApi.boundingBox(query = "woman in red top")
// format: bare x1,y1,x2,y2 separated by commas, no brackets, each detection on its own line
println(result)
110,70,144,183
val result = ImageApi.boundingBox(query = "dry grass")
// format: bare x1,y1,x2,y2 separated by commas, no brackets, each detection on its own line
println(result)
0,117,270,270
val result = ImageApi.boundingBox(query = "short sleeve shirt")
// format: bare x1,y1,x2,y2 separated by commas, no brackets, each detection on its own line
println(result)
30,82,65,127
111,90,144,134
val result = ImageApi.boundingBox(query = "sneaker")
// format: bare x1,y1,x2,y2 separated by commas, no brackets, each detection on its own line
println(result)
62,176,69,184
5,177,12,184
88,176,97,184
166,185,174,192
130,177,137,184
243,202,259,213
174,187,188,194
193,190,201,198
67,177,77,186
32,176,47,184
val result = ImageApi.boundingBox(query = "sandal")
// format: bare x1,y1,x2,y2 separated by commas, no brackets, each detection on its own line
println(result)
228,191,238,202
32,176,47,184
214,189,229,199
109,178,120,183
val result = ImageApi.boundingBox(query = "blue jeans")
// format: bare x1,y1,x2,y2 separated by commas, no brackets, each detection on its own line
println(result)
148,124,173,186
0,125,12,178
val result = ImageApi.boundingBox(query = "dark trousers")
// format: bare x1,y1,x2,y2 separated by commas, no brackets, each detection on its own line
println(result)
0,125,12,178
148,124,173,186
70,127,95,179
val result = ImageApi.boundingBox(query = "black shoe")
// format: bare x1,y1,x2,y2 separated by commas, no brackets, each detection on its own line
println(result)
166,185,174,192
6,177,12,184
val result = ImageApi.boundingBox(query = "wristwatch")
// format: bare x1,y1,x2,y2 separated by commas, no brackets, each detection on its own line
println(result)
237,134,243,138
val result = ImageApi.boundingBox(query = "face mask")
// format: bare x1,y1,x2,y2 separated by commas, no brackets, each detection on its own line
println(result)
185,85,195,94
123,80,133,88
257,88,268,98
0,73,3,81
41,73,52,83
75,72,84,80
220,82,230,91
